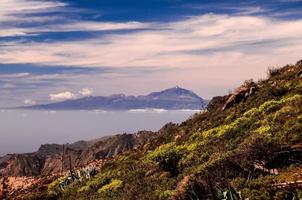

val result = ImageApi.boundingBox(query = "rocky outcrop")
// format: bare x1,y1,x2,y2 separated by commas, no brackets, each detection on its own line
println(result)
222,80,257,111
75,131,154,165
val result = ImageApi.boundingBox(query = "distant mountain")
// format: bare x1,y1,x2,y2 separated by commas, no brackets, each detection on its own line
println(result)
23,87,208,110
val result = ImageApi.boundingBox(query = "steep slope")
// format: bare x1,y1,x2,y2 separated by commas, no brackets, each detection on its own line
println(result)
4,61,302,200
23,87,207,110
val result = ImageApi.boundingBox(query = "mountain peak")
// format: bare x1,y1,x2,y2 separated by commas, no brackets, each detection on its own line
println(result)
147,86,203,101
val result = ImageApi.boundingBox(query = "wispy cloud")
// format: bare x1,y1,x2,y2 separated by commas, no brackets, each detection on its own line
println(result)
0,0,151,39
0,72,31,78
44,21,151,32
0,0,66,20
0,0,302,106
0,0,66,36
1,14,301,69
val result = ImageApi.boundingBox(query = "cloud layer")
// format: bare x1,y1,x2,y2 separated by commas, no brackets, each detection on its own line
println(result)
0,0,302,106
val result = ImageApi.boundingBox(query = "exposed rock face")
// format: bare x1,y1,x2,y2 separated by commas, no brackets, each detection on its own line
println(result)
0,154,44,176
0,131,154,177
0,175,57,199
222,80,258,111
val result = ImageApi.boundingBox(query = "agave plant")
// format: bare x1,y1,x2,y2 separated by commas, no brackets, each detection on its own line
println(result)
217,186,242,200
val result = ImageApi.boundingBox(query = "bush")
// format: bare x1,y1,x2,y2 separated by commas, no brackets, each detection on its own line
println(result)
97,179,123,194
47,176,67,195
158,190,174,199
268,86,288,97
147,143,186,176
268,66,282,77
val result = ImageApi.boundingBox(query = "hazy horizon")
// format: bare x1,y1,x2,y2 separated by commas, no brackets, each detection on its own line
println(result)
0,109,198,155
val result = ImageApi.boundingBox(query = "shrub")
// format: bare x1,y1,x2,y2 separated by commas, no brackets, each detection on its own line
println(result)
76,173,112,194
77,185,90,193
267,66,282,77
147,143,186,176
159,190,174,199
48,176,67,195
97,179,123,194
268,86,288,97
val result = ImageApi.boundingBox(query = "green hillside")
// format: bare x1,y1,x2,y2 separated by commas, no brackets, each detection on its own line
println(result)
25,61,302,200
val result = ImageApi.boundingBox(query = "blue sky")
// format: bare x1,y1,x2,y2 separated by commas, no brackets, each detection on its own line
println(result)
0,0,302,106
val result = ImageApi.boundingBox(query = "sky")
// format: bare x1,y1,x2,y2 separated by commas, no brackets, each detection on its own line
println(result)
0,0,302,107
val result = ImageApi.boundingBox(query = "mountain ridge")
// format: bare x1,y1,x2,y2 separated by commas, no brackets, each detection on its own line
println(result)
20,86,208,110
0,131,155,177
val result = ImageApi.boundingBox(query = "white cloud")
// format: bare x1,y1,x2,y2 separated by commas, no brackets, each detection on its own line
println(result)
0,0,149,38
44,21,150,32
0,14,301,70
0,0,66,21
49,88,92,102
79,88,93,97
0,21,150,37
49,91,76,101
23,99,36,105
1,11,302,103
0,0,66,36
48,88,92,102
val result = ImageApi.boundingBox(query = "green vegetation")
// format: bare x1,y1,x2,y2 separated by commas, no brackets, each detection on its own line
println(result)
146,142,186,176
25,61,302,199
97,179,123,193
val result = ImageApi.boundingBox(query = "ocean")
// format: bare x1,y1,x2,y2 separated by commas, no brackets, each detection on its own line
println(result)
0,109,199,155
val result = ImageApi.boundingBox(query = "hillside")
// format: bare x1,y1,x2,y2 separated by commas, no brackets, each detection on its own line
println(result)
23,87,207,110
0,131,154,177
1,61,302,200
